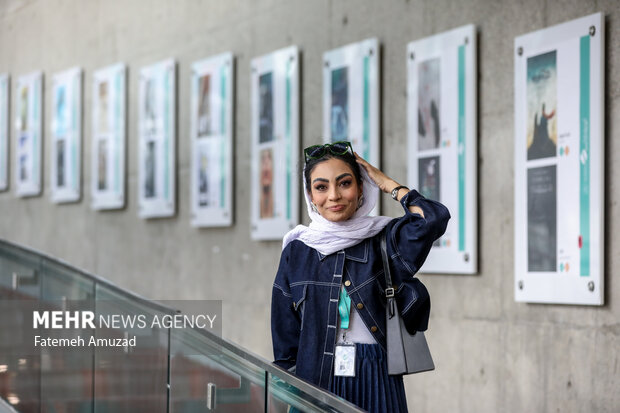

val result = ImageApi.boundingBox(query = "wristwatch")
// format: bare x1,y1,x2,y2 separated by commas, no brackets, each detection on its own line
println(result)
390,185,408,200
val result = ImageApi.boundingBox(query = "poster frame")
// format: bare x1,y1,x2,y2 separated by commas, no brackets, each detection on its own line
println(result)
322,38,380,215
137,58,176,219
190,52,234,227
91,63,127,211
51,66,82,203
15,71,43,197
250,45,300,241
514,12,604,305
0,74,9,191
407,24,478,274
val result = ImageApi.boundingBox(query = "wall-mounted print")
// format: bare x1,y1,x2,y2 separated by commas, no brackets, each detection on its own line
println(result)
15,71,43,197
527,51,557,161
250,46,299,240
259,147,274,218
138,59,176,219
190,52,234,227
259,72,274,144
417,58,441,151
527,165,557,272
514,13,604,305
0,74,8,191
330,67,348,142
408,24,478,274
323,38,380,214
51,67,81,203
91,63,126,210
418,155,441,203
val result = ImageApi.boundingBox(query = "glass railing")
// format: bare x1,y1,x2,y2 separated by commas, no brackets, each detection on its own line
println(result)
0,239,363,413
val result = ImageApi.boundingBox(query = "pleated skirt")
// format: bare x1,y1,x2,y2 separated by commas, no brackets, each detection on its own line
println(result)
328,343,408,413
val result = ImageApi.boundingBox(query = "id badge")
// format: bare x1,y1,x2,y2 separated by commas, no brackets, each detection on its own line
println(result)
334,343,356,377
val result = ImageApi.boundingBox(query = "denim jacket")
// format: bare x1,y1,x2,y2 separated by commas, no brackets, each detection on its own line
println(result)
271,190,450,389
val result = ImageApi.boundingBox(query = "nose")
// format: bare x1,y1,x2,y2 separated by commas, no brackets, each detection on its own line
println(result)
327,185,341,201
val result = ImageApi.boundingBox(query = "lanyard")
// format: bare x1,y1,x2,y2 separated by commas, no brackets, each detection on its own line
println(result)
338,286,351,329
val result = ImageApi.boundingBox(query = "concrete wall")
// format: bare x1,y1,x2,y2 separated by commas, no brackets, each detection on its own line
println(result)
1,0,618,411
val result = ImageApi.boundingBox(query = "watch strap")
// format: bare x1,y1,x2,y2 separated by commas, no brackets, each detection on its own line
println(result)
390,185,408,200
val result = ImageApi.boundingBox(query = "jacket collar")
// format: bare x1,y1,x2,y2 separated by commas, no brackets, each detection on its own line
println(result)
316,239,369,263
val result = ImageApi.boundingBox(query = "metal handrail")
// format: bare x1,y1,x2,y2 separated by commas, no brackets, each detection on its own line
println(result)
0,238,174,316
188,327,363,412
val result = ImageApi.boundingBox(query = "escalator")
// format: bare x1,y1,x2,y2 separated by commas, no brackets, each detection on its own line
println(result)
0,239,363,413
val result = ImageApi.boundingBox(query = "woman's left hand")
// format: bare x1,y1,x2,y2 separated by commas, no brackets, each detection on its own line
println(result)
354,152,399,194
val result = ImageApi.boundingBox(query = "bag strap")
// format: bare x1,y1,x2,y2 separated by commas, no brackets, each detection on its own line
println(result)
380,231,397,318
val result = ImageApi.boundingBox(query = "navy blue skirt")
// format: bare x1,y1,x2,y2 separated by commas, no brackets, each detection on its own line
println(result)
328,343,408,413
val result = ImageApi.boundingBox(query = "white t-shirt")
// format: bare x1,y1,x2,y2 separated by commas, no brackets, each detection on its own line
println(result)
336,298,377,344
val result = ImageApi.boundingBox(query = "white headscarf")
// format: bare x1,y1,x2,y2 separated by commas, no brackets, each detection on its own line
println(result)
282,161,393,256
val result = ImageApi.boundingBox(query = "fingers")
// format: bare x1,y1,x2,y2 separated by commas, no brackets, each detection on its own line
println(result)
355,152,383,178
354,152,367,161
355,151,382,183
354,152,372,169
354,151,396,192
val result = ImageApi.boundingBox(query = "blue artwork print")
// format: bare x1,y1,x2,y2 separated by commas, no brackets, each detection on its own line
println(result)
56,85,68,137
331,67,348,142
259,73,274,143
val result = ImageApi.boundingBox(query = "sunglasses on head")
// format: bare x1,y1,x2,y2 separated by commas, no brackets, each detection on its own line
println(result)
304,141,353,163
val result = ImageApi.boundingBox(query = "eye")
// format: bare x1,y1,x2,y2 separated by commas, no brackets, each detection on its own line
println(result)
314,184,327,192
339,180,352,188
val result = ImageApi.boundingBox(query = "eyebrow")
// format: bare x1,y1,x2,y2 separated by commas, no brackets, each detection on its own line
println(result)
312,173,352,185
312,172,353,183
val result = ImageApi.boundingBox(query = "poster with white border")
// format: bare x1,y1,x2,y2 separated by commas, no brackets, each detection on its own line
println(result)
250,46,299,240
15,71,43,197
138,59,176,219
51,67,81,203
0,74,8,191
514,13,604,305
190,53,234,227
407,24,477,274
323,38,380,215
91,63,126,210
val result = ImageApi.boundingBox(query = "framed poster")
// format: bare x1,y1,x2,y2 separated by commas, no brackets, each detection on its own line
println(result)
407,24,477,274
138,59,176,219
51,67,81,203
323,38,380,214
0,74,8,191
15,71,43,197
91,63,126,210
250,46,299,240
190,53,234,227
514,13,604,305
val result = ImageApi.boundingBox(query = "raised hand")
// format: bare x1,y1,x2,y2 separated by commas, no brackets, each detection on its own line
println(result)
354,152,399,194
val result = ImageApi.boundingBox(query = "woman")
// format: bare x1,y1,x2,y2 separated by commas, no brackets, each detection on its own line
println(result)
271,141,449,412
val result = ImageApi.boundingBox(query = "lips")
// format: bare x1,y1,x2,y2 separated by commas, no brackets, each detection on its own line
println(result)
328,205,346,212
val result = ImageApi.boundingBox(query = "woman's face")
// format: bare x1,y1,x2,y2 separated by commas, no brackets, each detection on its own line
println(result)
309,158,361,222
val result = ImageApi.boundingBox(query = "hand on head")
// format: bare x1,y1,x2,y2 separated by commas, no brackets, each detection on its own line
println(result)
354,152,399,194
